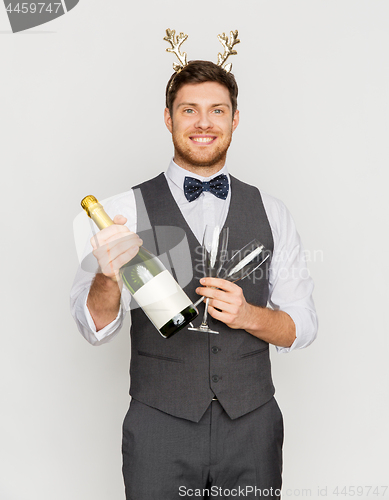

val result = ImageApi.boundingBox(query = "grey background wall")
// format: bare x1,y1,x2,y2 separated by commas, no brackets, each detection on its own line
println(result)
1,1,388,499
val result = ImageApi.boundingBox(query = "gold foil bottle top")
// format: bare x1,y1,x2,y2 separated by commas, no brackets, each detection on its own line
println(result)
81,195,99,216
80,195,114,230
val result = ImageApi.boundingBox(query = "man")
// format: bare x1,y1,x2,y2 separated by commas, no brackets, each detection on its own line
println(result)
71,59,317,499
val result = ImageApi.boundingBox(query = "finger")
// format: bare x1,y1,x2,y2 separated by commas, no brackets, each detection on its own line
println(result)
91,227,140,249
207,304,233,324
95,240,141,272
98,224,132,242
195,286,236,305
207,304,242,329
99,246,139,278
195,286,219,299
109,245,141,270
92,234,142,261
208,298,233,313
200,277,238,292
104,233,143,251
90,225,129,248
113,214,128,225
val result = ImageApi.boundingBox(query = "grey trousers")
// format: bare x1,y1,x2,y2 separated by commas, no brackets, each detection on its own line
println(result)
122,397,283,500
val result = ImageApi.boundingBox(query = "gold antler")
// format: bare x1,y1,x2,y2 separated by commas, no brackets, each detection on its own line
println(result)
217,30,240,73
164,28,188,72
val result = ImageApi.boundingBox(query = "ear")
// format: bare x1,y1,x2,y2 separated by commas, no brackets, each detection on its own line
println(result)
232,109,239,132
164,107,173,133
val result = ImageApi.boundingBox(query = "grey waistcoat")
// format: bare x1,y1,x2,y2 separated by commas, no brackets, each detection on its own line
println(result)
129,173,275,422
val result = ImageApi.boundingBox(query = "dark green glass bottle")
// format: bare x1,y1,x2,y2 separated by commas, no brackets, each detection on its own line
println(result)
81,195,198,338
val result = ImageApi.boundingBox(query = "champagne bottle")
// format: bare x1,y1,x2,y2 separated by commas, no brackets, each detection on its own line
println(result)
81,195,198,339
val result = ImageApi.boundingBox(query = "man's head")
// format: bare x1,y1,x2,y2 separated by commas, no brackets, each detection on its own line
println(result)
166,60,238,117
164,60,239,175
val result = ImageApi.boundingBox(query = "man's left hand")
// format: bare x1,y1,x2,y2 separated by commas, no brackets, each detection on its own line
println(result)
196,277,254,330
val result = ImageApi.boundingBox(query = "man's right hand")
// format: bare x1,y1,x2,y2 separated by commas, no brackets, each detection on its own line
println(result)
90,214,143,282
86,215,143,332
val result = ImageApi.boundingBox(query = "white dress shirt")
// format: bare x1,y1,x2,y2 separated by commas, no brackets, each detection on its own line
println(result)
70,159,318,353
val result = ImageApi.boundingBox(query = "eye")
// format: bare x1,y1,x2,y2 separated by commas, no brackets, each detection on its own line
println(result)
184,108,195,114
213,109,223,114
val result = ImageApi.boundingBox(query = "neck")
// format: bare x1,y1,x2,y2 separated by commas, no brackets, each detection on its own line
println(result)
173,153,226,178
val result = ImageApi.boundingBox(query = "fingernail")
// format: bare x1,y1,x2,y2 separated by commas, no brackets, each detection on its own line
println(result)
200,278,205,284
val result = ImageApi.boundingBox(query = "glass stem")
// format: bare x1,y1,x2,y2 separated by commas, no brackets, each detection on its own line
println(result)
201,298,210,326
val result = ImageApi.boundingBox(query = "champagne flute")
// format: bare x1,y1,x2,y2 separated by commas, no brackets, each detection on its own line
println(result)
192,239,270,309
218,239,269,282
188,225,229,334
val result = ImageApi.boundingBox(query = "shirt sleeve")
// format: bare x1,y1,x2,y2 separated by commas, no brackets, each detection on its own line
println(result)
69,191,136,345
262,193,318,353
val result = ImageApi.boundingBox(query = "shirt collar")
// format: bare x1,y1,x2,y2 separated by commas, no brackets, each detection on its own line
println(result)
166,158,230,193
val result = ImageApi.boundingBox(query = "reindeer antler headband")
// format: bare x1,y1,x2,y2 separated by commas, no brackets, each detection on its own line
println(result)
164,28,240,74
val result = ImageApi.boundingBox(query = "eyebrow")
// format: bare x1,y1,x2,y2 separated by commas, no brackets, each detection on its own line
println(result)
177,102,231,109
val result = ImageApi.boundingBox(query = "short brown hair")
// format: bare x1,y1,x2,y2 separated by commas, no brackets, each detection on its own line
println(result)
166,60,238,117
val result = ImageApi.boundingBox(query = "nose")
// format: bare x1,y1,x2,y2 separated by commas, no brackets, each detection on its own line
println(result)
194,110,213,130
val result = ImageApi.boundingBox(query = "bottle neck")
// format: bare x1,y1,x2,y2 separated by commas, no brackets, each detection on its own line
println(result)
87,202,114,230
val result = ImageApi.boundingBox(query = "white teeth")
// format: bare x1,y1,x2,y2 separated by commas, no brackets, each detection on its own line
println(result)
192,137,214,143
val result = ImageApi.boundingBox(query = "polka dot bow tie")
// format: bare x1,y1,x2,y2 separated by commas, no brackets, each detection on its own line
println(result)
183,174,229,202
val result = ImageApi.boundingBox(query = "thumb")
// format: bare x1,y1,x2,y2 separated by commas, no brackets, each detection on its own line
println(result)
113,214,127,225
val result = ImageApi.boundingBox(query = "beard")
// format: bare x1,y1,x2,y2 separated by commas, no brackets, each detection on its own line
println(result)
171,127,233,169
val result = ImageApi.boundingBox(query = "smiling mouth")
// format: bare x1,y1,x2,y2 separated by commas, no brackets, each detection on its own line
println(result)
190,136,217,144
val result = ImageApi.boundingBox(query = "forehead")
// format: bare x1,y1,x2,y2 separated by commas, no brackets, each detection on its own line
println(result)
173,81,232,108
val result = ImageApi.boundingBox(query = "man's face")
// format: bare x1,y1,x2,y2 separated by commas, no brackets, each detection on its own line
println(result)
164,81,239,174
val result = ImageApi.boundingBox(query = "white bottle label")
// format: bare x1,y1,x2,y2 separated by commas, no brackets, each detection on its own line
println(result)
132,270,192,330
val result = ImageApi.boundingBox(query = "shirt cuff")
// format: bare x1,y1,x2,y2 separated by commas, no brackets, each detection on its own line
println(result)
82,289,125,342
274,305,318,354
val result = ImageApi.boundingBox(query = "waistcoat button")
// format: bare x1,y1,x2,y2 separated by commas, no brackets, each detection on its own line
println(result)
212,375,219,383
211,346,219,354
